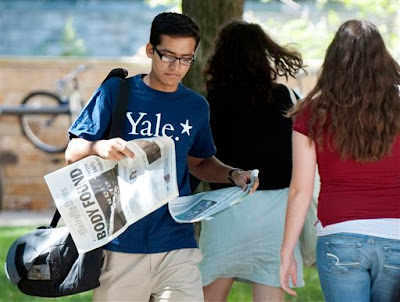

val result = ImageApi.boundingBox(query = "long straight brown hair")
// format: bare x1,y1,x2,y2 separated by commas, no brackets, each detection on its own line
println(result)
289,20,400,162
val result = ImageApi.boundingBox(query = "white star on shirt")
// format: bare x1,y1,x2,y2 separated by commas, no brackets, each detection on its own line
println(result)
180,119,193,136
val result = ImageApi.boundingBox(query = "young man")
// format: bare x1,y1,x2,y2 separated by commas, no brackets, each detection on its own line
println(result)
65,12,258,301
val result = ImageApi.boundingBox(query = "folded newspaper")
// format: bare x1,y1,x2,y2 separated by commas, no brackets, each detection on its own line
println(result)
169,169,259,223
44,137,178,254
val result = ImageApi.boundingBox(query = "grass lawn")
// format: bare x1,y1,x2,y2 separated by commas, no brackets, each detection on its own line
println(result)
228,267,324,302
1,226,324,302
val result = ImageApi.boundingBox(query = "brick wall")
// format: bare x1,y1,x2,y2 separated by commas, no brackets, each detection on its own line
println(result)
0,57,151,210
0,57,318,211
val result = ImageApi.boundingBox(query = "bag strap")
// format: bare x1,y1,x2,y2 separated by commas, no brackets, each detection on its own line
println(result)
108,76,129,138
286,85,297,104
101,68,128,85
50,68,129,228
50,210,61,228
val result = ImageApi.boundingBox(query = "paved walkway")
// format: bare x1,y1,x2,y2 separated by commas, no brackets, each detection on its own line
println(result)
0,210,65,227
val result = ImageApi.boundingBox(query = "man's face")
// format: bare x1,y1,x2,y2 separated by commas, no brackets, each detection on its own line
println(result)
146,35,196,92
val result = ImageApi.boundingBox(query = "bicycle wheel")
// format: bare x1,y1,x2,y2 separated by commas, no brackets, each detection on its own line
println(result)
20,91,71,153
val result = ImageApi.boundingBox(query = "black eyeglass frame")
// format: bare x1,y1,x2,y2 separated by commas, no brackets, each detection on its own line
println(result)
153,47,195,66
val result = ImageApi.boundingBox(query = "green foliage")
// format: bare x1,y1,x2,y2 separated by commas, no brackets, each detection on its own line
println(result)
60,17,87,57
328,0,399,59
145,0,180,6
245,0,399,62
340,0,399,15
144,0,181,11
251,11,335,61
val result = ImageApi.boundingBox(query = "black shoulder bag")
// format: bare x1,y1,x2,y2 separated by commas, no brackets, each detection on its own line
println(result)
5,68,130,297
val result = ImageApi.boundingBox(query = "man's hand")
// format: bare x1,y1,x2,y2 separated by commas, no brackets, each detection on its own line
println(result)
93,138,135,161
231,169,259,194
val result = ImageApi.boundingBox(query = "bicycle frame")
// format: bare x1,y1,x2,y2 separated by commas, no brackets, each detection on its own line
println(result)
0,104,70,115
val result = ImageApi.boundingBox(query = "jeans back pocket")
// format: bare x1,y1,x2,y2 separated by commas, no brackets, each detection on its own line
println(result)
383,246,400,278
325,241,361,275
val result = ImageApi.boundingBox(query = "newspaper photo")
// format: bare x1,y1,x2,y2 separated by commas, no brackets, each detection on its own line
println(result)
169,169,259,223
44,137,178,253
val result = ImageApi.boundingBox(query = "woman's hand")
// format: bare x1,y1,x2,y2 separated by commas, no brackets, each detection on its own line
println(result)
280,252,298,296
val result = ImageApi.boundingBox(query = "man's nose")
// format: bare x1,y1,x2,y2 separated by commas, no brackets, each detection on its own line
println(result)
169,59,180,70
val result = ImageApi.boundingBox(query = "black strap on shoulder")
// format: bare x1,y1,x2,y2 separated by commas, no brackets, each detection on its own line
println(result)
101,68,128,85
49,68,129,228
105,68,129,138
108,77,129,138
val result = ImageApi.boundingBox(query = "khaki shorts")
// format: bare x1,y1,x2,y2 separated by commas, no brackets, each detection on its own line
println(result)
93,248,203,302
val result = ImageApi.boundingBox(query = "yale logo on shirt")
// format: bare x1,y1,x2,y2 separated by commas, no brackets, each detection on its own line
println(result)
126,112,192,142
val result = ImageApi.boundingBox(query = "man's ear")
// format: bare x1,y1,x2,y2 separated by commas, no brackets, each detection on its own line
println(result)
146,43,154,58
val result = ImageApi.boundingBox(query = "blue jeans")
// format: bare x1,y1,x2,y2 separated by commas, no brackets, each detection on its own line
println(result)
316,233,400,302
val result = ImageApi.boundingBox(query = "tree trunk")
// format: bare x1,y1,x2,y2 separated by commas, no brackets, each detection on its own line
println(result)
182,0,244,95
182,2,244,238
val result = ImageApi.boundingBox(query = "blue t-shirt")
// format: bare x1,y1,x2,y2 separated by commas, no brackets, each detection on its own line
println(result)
68,74,216,253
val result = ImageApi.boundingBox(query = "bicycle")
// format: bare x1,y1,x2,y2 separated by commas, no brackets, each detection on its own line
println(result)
19,64,88,153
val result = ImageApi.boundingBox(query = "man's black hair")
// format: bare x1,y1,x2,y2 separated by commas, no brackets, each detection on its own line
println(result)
150,12,200,49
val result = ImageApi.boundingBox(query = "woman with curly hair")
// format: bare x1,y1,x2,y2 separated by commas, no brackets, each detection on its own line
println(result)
280,20,400,302
198,20,306,301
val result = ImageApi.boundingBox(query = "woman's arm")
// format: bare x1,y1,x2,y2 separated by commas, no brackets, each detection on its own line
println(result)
280,131,317,296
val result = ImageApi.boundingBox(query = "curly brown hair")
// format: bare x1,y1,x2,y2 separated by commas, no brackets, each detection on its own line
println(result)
203,20,305,104
289,20,400,162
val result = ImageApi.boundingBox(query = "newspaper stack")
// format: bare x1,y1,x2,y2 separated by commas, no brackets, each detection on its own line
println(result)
44,137,178,253
169,169,259,223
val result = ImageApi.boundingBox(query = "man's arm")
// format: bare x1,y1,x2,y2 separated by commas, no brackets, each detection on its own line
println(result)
65,137,135,164
187,155,259,193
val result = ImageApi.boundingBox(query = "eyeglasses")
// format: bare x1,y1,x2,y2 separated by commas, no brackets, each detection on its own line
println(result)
153,47,195,66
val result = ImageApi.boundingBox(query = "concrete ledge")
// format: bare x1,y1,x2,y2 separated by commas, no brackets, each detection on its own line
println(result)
0,210,65,227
